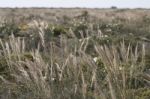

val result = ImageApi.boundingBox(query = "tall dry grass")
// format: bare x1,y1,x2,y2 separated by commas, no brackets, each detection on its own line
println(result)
0,21,148,99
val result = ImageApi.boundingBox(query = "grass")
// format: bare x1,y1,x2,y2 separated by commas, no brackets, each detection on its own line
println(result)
0,9,150,98
0,30,149,99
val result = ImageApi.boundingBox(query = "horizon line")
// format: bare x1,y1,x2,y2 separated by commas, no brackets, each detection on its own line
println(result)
0,6,149,9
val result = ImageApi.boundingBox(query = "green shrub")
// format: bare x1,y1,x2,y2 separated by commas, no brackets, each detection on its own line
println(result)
0,21,20,38
134,88,150,99
45,25,69,39
0,57,9,78
145,54,150,70
74,23,88,38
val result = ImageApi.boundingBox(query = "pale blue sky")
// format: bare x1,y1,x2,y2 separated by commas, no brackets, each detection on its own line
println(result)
0,0,149,8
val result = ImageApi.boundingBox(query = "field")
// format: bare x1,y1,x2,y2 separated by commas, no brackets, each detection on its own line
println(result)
0,8,150,99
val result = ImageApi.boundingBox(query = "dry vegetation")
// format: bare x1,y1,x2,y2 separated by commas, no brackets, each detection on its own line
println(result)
0,8,150,99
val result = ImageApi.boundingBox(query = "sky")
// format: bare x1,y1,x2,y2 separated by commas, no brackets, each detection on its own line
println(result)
0,0,150,8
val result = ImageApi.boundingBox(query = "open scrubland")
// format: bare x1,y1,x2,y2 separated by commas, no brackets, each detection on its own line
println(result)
0,8,150,99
